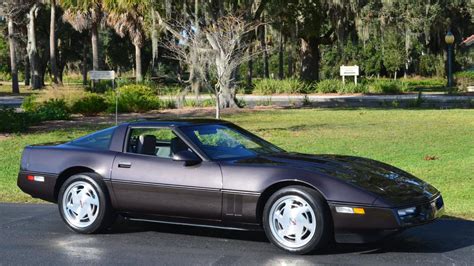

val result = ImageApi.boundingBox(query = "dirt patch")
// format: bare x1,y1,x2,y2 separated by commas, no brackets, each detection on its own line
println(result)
0,134,11,141
28,106,278,133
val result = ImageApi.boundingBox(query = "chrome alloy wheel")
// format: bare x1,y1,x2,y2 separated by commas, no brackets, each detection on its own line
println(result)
62,181,100,228
269,195,317,249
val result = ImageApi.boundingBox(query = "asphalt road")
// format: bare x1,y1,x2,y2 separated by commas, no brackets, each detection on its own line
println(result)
0,203,472,265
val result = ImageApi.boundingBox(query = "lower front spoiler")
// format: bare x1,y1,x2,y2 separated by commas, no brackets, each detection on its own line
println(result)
335,229,402,244
329,196,444,244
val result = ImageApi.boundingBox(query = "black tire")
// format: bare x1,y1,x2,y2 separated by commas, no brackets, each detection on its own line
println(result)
262,185,332,254
58,173,116,234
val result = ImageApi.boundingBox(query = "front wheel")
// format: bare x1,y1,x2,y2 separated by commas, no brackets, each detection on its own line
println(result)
58,173,116,234
263,186,332,254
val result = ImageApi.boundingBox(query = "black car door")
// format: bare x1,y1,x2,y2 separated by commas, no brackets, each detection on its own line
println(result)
110,127,222,221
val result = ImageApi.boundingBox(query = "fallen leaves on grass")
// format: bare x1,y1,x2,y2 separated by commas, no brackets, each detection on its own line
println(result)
424,155,439,161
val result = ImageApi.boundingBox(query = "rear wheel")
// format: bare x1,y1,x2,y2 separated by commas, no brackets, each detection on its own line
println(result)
58,173,116,234
263,186,331,254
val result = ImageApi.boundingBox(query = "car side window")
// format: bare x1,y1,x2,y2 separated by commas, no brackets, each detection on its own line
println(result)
127,128,188,159
69,127,116,150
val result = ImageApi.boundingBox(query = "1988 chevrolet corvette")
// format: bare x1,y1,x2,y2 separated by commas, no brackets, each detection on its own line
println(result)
18,119,444,254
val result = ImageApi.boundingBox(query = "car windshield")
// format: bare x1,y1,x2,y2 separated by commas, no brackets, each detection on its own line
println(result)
179,124,284,160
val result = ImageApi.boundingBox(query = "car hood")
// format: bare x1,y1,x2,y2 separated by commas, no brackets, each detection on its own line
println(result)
250,153,439,206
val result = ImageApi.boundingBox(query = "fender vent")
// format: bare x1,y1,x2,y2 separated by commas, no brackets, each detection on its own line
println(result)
225,194,243,217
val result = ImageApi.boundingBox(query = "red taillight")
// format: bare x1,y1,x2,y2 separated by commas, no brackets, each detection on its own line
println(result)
27,175,34,181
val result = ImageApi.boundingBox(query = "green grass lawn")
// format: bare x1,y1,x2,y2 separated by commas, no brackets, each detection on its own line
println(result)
0,109,473,219
0,84,35,96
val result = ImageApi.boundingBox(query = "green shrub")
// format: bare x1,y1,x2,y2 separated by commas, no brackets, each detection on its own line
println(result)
182,99,200,107
316,79,343,93
0,72,11,82
316,80,368,94
201,98,216,107
418,54,437,76
160,99,176,109
71,94,107,116
86,80,115,93
402,78,446,88
0,108,33,133
455,70,474,80
367,80,408,94
182,98,216,108
22,97,71,121
455,71,474,92
338,83,368,94
157,85,181,96
401,78,446,91
106,84,160,113
21,95,40,113
34,99,71,121
236,97,247,108
253,78,311,95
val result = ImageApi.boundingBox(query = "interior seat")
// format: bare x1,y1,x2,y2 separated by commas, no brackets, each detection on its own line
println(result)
137,135,157,155
170,137,188,155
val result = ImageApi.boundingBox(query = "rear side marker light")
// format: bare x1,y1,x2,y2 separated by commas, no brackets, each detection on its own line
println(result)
335,206,365,215
27,175,45,182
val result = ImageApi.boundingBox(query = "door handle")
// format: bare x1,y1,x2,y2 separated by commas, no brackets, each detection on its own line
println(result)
118,162,132,168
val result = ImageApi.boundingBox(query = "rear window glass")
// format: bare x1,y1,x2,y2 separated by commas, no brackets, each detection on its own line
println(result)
68,127,116,150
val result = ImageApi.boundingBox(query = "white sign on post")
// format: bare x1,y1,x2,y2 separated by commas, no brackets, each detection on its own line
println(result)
88,70,118,125
89,70,115,80
340,65,359,85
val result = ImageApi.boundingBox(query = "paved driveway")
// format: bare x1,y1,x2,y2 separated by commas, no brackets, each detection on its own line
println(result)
0,96,23,108
0,203,472,265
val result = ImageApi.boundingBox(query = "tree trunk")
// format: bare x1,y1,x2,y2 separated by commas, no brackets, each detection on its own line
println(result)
151,10,159,77
165,0,172,18
135,43,143,83
287,52,294,77
91,22,99,70
247,45,253,88
215,85,221,119
287,28,295,78
24,55,31,86
259,21,269,78
300,37,320,82
7,18,19,94
50,0,60,85
28,4,41,90
404,25,411,79
59,65,64,83
82,37,88,86
194,0,199,27
218,86,238,109
278,31,284,80
216,66,238,109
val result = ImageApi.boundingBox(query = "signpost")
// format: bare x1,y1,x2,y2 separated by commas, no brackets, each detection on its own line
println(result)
340,65,359,85
88,71,118,125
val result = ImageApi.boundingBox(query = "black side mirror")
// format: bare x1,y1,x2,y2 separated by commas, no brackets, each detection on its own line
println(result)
172,150,201,166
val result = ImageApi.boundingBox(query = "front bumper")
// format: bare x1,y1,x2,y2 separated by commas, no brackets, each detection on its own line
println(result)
329,195,444,243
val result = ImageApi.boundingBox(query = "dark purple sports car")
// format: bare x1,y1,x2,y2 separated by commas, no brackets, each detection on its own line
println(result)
18,119,444,254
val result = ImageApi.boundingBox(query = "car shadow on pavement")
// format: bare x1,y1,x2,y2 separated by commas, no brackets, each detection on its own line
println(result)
106,218,473,255
107,217,269,242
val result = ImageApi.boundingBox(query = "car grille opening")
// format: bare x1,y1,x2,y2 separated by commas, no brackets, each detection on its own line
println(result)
398,195,444,226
